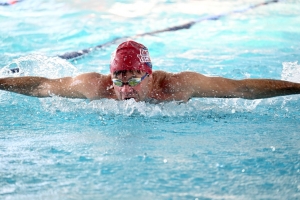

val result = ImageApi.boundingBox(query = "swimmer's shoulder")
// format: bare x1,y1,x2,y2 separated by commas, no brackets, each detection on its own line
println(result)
73,72,115,99
152,70,173,80
75,72,111,82
152,70,176,91
73,72,112,90
153,70,185,84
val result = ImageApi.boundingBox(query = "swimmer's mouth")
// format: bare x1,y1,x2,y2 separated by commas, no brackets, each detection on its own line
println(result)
124,97,134,100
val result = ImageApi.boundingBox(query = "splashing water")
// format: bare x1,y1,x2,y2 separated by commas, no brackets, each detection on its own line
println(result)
281,61,300,83
1,1,300,199
0,54,78,78
1,55,299,118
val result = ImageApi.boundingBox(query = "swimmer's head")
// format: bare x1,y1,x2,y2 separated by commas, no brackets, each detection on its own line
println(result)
110,40,152,75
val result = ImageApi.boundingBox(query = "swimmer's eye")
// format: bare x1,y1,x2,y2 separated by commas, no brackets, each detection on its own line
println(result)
112,73,148,87
112,78,141,87
112,79,123,87
127,78,141,86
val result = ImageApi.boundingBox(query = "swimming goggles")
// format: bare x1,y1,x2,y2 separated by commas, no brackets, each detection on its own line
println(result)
112,73,148,87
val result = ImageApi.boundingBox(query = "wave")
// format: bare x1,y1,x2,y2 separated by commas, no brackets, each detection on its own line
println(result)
35,96,299,120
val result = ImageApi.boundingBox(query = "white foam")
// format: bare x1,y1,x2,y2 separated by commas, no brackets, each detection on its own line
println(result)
0,54,78,78
38,97,271,118
281,61,300,83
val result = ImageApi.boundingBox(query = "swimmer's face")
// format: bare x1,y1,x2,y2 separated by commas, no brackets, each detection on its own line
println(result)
111,70,151,102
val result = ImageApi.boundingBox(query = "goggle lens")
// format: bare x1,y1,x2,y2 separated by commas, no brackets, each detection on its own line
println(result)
127,78,141,87
112,73,148,87
113,79,123,87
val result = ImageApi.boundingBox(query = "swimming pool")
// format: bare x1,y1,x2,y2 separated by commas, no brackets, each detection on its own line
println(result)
1,0,300,199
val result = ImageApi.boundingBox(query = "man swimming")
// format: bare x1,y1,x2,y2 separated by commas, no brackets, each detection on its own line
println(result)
1,40,300,102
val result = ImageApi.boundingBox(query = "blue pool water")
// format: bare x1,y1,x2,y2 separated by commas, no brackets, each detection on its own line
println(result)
1,0,300,199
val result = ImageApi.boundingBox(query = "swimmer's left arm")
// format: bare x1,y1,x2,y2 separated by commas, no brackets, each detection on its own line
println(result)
176,72,300,99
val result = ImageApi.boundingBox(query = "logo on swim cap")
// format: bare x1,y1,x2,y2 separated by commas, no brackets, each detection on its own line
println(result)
137,48,151,63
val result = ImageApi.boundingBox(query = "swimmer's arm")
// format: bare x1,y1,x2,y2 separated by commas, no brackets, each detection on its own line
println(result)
0,76,84,98
0,73,112,99
205,78,300,99
0,76,51,97
178,72,300,99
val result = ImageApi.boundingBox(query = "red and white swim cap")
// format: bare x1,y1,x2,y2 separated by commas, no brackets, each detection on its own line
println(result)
110,40,152,74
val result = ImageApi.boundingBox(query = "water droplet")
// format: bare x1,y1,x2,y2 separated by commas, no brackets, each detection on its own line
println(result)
270,146,276,151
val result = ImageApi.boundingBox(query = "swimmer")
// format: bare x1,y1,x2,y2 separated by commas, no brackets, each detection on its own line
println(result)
1,40,300,103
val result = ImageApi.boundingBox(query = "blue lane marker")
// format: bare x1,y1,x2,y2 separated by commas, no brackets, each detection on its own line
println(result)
58,0,282,61
4,0,282,74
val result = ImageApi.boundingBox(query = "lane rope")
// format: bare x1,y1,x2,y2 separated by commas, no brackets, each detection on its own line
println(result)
5,0,282,73
58,0,282,60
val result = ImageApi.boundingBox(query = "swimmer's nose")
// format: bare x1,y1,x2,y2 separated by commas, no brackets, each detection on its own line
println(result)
120,84,133,93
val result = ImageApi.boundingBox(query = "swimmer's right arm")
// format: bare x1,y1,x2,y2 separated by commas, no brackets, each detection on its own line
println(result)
0,73,112,99
0,76,84,98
